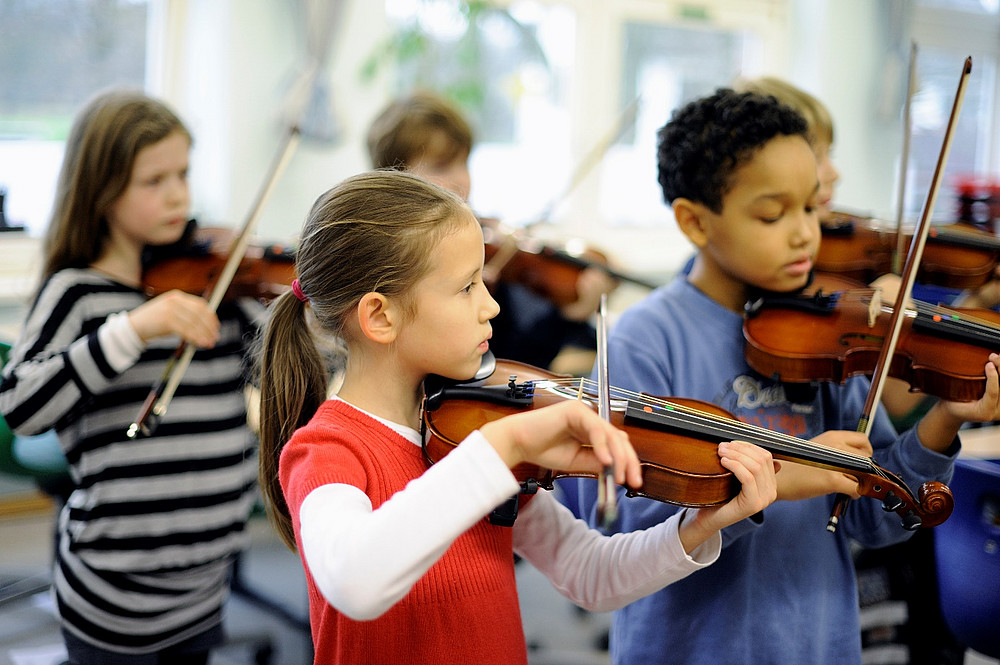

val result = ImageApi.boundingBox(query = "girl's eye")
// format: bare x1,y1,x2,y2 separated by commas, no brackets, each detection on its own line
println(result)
759,214,781,224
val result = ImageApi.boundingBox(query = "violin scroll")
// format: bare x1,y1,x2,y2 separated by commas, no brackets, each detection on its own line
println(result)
853,467,953,530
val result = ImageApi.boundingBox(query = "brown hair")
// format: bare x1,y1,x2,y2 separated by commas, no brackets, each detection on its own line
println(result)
258,170,472,550
43,88,191,281
734,76,834,146
366,90,473,169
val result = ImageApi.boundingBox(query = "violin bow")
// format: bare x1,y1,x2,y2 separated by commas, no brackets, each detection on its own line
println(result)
595,293,619,528
529,95,641,228
484,97,648,291
827,56,972,532
892,41,918,275
126,127,302,439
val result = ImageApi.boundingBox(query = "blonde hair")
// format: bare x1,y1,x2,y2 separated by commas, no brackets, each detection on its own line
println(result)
366,90,473,170
43,88,191,281
734,76,834,146
257,170,471,549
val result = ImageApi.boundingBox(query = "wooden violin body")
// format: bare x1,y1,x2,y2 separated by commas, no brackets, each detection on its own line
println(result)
421,358,953,528
143,225,296,302
817,211,999,289
423,359,737,508
744,281,1000,403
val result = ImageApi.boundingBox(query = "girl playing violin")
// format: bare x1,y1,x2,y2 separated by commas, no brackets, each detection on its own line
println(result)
565,88,1000,665
255,169,779,664
0,90,263,663
366,91,618,375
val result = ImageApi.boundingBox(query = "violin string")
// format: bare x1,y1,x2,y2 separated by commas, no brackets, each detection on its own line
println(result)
913,302,1000,339
842,288,1000,342
536,377,882,475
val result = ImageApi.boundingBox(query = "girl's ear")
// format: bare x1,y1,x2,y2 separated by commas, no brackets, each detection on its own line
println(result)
356,292,399,344
673,198,709,249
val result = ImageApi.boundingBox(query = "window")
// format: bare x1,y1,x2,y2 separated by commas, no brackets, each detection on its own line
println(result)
599,21,759,229
0,0,150,235
380,0,576,224
379,0,780,282
906,0,1000,221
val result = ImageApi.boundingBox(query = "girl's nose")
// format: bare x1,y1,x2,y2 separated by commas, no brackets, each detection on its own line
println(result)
483,288,500,321
168,176,190,206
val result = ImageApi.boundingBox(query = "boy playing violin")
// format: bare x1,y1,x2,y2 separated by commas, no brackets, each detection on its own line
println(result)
564,88,1000,665
366,91,617,374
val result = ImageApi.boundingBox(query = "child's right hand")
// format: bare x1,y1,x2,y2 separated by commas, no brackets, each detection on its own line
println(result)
128,289,221,347
774,430,873,502
479,399,643,489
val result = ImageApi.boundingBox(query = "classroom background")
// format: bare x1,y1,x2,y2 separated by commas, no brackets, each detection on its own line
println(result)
2,1,999,664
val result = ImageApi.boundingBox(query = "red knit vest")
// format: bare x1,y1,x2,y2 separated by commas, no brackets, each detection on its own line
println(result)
281,400,529,665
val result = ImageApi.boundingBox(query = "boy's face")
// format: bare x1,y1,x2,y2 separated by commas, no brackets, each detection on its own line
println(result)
409,129,471,201
684,134,820,309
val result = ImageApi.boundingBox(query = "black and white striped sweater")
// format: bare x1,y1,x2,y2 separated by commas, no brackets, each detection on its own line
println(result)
0,268,263,653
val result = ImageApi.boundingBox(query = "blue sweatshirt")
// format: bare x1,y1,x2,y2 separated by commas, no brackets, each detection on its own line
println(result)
563,277,956,665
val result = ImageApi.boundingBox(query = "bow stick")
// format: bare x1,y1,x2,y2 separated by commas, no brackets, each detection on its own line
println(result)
595,293,619,528
126,127,302,439
892,41,918,275
528,95,641,228
827,56,972,532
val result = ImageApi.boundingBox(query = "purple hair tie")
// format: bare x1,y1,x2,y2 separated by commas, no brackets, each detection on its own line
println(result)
291,278,308,303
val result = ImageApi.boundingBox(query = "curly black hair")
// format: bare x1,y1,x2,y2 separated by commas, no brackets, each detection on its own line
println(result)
656,88,809,213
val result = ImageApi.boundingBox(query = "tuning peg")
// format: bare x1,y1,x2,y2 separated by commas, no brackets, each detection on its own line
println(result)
881,491,904,512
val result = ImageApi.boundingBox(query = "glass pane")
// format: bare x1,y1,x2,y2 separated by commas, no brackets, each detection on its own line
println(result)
0,0,149,234
601,22,753,227
382,0,574,224
916,0,999,15
905,48,997,222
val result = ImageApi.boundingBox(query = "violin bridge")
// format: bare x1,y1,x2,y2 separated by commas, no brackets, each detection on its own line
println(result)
867,288,882,328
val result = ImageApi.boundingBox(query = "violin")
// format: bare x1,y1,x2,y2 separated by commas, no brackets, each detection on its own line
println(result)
479,218,659,307
142,223,296,303
743,274,1000,403
817,210,1000,289
421,356,953,529
128,125,303,440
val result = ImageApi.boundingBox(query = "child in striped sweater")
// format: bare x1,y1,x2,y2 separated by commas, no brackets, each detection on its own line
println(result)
0,89,262,664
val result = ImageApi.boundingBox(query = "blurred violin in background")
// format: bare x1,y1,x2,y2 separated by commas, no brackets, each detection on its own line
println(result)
816,210,1000,289
142,222,296,303
743,273,1000,403
479,217,659,307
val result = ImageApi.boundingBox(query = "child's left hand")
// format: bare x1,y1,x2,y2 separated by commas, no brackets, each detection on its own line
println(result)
678,440,777,553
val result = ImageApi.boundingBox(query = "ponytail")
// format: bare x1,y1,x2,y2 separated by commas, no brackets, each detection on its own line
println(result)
258,289,329,550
